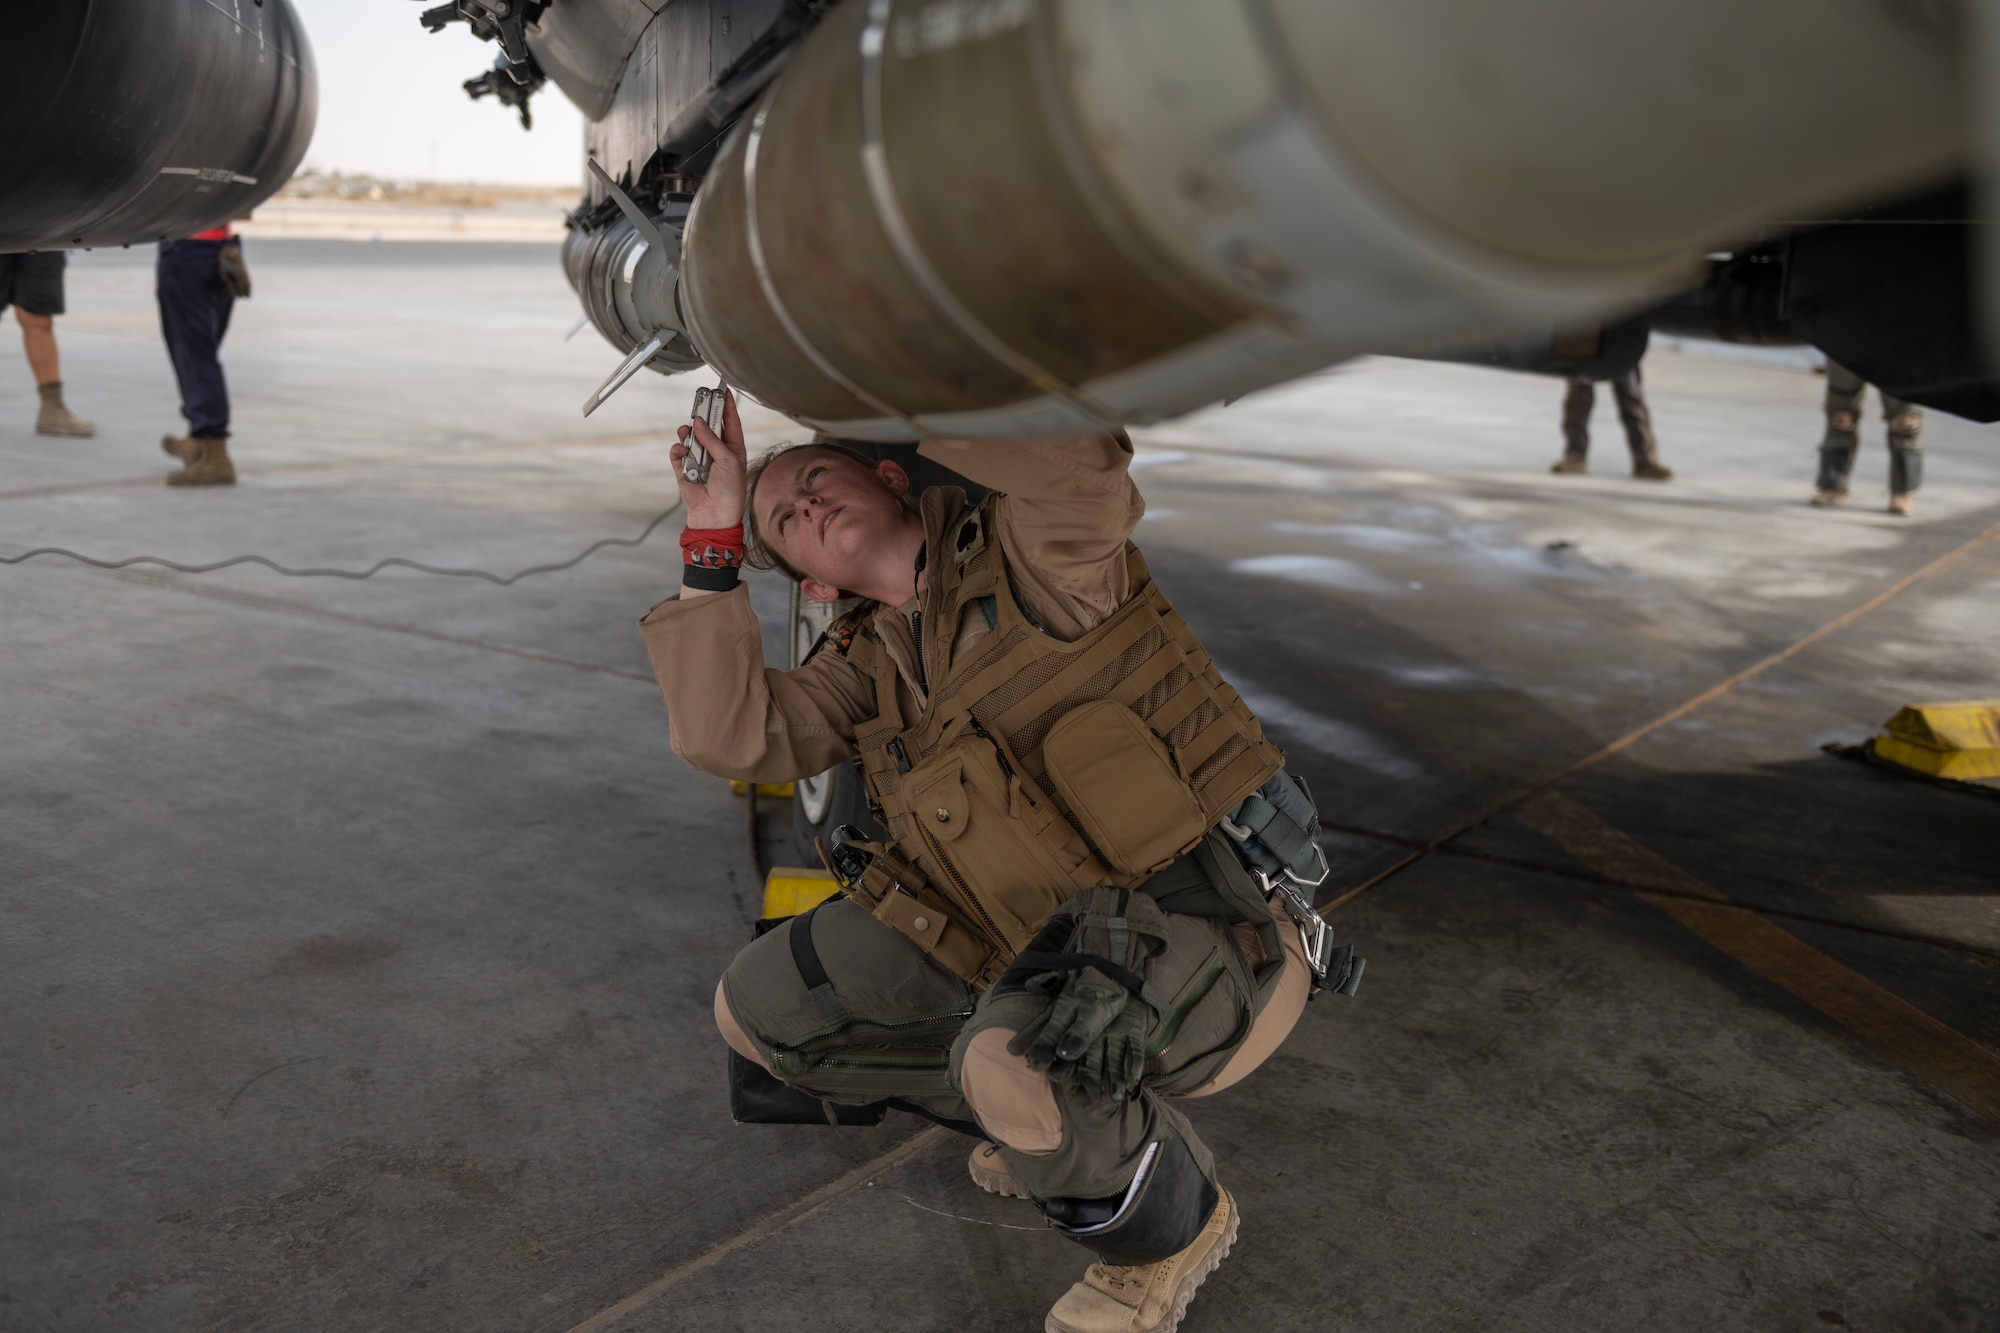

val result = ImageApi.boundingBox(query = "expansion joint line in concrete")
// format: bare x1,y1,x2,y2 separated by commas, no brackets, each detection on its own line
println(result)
1317,515,2000,1129
1517,793,2000,1129
562,1126,951,1333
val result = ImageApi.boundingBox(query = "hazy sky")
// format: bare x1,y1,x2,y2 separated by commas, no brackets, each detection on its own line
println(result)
291,0,586,186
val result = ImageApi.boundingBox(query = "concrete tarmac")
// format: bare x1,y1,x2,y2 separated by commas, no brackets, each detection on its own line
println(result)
2,242,1996,1332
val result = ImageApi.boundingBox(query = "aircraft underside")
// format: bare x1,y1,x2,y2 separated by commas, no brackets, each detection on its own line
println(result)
3,0,1994,428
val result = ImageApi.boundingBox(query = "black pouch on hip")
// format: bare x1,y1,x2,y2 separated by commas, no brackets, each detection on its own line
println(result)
727,1050,888,1125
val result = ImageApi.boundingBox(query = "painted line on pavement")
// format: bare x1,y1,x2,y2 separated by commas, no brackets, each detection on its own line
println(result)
563,1126,950,1333
1518,792,2000,1129
1510,516,2000,805
1323,514,2000,915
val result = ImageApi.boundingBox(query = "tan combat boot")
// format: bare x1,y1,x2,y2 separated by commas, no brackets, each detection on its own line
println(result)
1809,489,1847,508
968,1142,1029,1199
34,382,94,437
1045,1188,1238,1333
166,437,236,487
1888,492,1914,516
1549,456,1587,475
1632,460,1674,481
161,433,200,463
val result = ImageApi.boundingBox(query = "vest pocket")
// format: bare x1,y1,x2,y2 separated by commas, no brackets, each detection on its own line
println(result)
1041,699,1209,879
907,747,1088,949
1144,917,1256,1094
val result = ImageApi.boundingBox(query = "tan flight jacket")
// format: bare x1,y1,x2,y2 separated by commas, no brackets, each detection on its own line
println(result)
638,433,1146,785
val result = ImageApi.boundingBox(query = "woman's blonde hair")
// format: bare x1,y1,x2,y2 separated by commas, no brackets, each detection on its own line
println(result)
741,438,889,584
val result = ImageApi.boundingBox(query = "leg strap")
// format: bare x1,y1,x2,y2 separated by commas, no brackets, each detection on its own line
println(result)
789,906,846,1023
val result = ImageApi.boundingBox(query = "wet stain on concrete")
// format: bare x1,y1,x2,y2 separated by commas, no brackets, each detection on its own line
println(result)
269,935,405,974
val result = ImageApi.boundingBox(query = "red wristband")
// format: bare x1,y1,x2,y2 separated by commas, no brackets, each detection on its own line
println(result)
680,523,745,569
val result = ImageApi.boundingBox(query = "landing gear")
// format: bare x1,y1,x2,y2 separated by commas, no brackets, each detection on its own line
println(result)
788,583,882,860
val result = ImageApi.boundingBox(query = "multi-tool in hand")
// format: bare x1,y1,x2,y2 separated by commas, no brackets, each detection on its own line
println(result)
684,384,727,484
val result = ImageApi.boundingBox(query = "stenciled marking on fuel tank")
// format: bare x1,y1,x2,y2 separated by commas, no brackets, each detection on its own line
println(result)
200,0,296,67
159,167,260,187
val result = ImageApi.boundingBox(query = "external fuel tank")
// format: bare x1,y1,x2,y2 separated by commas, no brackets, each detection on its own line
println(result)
0,0,317,252
626,0,1969,439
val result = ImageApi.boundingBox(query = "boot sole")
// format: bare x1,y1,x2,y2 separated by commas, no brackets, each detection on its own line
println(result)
37,427,96,438
1044,1190,1240,1333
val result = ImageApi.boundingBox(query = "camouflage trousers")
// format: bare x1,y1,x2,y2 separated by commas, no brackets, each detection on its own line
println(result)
1817,360,1924,495
1562,366,1662,467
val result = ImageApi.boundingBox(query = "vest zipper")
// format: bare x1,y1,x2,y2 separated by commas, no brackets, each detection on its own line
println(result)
968,716,1014,778
917,821,1009,958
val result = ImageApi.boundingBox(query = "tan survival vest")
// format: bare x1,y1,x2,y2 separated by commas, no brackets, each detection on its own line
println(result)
832,489,1284,987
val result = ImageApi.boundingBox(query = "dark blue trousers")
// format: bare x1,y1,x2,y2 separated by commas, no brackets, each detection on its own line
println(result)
157,239,235,439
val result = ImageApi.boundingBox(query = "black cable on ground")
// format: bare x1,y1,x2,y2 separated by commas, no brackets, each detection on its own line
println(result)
0,501,684,586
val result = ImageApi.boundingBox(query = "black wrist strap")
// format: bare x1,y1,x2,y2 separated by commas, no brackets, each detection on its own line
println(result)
682,564,741,592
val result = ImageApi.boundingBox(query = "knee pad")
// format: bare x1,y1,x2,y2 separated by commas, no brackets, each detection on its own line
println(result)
1041,1134,1218,1266
960,1027,1063,1154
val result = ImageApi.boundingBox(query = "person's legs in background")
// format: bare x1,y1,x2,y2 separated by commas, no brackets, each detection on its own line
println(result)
156,240,236,486
1552,378,1593,473
1883,392,1924,516
1612,366,1672,480
1813,360,1865,506
3,252,94,438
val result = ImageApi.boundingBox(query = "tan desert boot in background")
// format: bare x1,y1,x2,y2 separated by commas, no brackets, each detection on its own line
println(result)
166,437,236,487
1549,455,1587,474
161,434,200,462
1045,1188,1238,1333
1810,488,1848,507
968,1142,1029,1199
1888,492,1915,516
34,382,94,437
